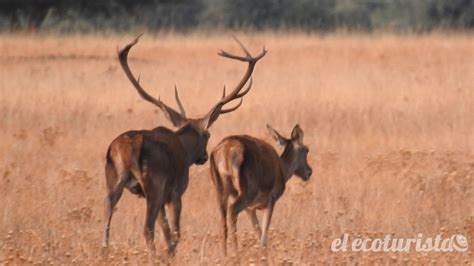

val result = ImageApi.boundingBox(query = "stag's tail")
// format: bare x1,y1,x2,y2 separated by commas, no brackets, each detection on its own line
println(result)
105,146,119,191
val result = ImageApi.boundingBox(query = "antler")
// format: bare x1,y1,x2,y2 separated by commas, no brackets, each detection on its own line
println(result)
174,85,186,117
202,37,267,128
117,34,186,127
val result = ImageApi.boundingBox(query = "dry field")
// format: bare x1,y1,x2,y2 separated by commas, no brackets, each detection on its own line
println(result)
0,32,473,265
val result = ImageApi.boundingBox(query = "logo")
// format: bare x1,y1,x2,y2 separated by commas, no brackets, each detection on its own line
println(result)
331,233,468,252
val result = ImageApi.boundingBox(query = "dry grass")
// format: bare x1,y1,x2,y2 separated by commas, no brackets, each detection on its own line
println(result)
0,32,473,264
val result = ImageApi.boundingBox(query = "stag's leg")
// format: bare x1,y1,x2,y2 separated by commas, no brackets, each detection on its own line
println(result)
144,197,162,255
168,198,182,243
259,201,275,247
129,166,146,196
103,162,127,247
129,138,147,197
228,197,247,254
246,209,262,239
157,207,176,256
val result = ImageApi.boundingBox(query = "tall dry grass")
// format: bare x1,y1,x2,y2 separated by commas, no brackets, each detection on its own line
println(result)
0,33,473,264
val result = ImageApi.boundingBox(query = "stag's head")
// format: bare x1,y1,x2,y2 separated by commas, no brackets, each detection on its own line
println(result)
267,124,313,181
118,34,267,165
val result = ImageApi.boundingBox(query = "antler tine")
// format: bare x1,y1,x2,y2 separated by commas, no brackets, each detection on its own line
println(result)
213,77,251,111
218,50,248,62
222,85,226,98
117,34,186,127
219,98,243,114
218,39,267,63
235,77,252,98
117,33,143,56
216,76,252,109
232,36,251,57
174,85,186,117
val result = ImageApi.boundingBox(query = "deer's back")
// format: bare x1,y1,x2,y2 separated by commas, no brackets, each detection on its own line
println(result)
107,126,186,184
212,135,285,200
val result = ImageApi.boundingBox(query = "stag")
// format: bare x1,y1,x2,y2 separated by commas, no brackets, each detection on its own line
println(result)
210,124,312,255
103,35,266,255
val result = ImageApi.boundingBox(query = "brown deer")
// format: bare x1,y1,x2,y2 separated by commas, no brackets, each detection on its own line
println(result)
210,124,312,255
103,35,267,256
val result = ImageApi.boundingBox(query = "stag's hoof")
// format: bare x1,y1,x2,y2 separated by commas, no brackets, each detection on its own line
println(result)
172,231,180,242
167,242,177,257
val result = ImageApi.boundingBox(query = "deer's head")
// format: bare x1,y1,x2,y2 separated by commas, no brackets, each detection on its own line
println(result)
267,124,312,181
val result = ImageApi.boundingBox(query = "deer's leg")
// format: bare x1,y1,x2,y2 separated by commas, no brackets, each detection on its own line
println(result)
228,197,247,254
103,162,127,247
129,165,146,197
217,192,229,256
168,197,182,244
144,196,163,255
130,137,147,197
259,201,275,247
210,156,229,256
157,206,176,256
246,209,261,239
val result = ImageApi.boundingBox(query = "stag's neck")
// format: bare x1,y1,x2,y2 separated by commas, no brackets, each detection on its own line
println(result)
280,147,296,183
176,131,199,166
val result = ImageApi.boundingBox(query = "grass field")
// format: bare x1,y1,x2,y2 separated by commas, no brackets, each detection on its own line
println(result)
0,32,473,264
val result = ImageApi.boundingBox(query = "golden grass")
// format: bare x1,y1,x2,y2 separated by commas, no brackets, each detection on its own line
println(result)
0,33,473,264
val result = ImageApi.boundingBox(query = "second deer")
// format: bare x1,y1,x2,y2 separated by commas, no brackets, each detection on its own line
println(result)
210,124,313,255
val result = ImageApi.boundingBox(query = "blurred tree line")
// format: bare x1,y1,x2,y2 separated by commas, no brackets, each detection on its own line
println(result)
0,0,472,33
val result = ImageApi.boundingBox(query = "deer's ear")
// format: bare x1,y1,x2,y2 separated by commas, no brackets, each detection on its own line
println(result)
267,124,289,147
291,124,304,143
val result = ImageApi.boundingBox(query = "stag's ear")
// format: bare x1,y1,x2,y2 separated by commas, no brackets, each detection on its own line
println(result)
267,124,289,147
290,124,304,143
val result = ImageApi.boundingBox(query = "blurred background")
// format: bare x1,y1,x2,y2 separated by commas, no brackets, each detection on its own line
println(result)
0,0,473,33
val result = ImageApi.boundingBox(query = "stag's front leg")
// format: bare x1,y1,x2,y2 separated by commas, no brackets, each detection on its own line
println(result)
157,207,176,256
259,200,275,247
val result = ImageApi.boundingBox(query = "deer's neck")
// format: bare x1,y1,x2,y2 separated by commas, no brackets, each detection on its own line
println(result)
176,131,199,166
280,147,296,182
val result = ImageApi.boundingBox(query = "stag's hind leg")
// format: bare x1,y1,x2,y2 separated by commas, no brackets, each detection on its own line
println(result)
143,198,160,255
157,207,177,256
143,180,167,256
246,209,261,239
103,162,127,247
168,197,182,244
